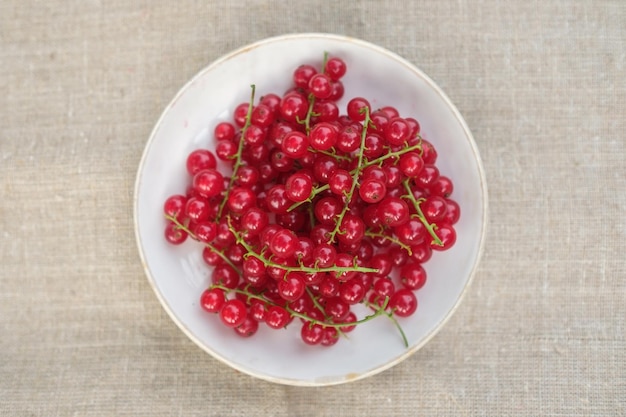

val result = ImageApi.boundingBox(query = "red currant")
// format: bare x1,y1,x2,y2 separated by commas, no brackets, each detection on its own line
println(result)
324,57,347,80
389,289,418,317
219,299,247,327
200,287,226,313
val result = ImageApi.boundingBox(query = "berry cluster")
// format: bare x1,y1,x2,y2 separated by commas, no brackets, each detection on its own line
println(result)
163,54,460,347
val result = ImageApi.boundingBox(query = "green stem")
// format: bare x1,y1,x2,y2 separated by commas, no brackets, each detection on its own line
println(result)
213,283,392,330
233,230,377,275
311,148,352,162
216,85,256,222
365,230,413,255
401,179,443,246
362,139,423,168
365,301,409,348
287,183,330,212
299,93,317,134
223,215,375,273
327,106,372,243
165,214,242,274
321,51,330,73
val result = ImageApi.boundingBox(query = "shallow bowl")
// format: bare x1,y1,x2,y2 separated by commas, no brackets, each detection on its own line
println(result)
134,33,488,386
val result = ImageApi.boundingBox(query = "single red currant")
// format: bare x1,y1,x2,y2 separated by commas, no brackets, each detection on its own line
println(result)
265,306,292,329
389,289,418,317
324,57,347,80
219,299,248,327
214,122,236,141
251,104,275,127
234,316,259,337
293,64,317,89
309,122,338,151
164,221,187,244
308,73,333,99
432,223,456,251
347,97,370,122
443,199,461,225
192,169,224,198
400,262,427,290
359,178,387,203
200,287,226,313
422,196,448,223
378,197,410,227
301,322,325,345
384,117,411,146
285,172,314,202
399,152,424,178
281,131,309,158
269,229,299,258
163,194,187,220
278,272,306,302
186,149,217,176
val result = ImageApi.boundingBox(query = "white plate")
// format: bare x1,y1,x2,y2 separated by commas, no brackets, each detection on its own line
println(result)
134,33,488,386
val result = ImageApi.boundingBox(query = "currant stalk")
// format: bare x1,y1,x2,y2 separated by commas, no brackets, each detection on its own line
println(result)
364,229,413,255
226,217,378,275
327,106,373,243
364,300,409,348
165,214,242,274
287,183,330,212
298,52,330,135
401,179,443,246
362,138,423,168
311,148,352,162
211,283,407,346
216,85,256,221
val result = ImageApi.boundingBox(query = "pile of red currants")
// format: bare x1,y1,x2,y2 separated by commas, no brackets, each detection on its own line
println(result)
162,54,460,347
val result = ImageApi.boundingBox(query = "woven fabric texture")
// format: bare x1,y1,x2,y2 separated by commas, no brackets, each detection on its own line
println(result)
1,1,624,416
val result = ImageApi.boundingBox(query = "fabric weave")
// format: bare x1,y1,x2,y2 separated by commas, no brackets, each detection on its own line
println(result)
1,1,624,415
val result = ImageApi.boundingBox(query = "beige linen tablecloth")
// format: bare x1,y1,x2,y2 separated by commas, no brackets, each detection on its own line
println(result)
1,1,624,415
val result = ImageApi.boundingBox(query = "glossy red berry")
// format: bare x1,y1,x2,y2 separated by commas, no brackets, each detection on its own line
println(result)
399,152,424,178
384,117,411,146
214,122,236,141
308,73,333,99
301,322,325,345
194,221,217,243
443,199,461,225
347,97,370,122
265,306,292,329
285,172,313,202
278,272,306,302
309,122,337,151
293,64,317,89
432,223,456,251
251,104,275,127
186,149,217,176
219,299,248,327
164,221,187,244
200,288,226,313
324,57,347,80
269,229,299,258
359,178,386,203
234,316,259,337
281,131,309,158
378,197,410,227
163,194,187,220
192,169,224,198
328,169,352,196
389,289,418,317
227,187,257,215
400,262,427,290
280,92,308,123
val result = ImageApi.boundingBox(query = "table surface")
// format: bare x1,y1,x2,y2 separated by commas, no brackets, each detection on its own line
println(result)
1,1,624,416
